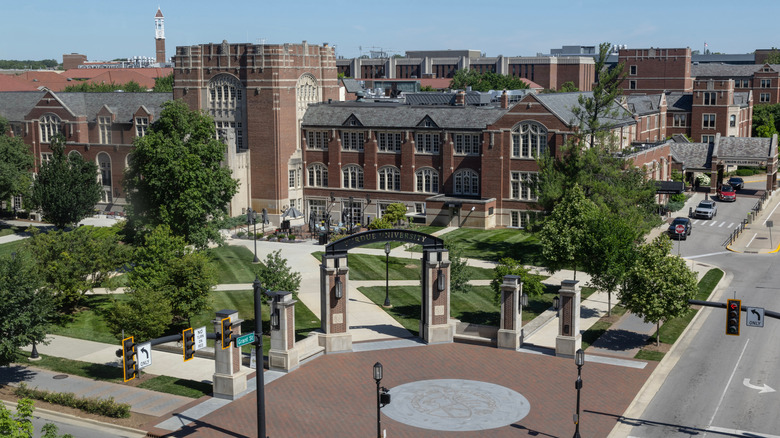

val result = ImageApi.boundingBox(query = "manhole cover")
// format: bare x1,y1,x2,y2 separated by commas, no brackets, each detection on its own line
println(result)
52,374,68,380
382,379,530,431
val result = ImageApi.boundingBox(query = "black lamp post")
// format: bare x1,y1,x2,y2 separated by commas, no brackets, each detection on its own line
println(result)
373,362,391,438
252,277,268,437
383,243,392,307
348,196,354,233
573,348,585,438
248,208,259,263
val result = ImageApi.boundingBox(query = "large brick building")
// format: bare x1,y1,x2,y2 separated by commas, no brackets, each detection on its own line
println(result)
172,40,340,223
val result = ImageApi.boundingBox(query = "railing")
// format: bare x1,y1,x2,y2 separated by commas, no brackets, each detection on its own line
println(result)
723,190,771,247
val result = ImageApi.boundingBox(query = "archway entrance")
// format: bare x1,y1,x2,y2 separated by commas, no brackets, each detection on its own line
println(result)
319,229,453,353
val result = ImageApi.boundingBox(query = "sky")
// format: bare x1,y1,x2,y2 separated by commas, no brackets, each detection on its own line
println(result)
3,0,779,62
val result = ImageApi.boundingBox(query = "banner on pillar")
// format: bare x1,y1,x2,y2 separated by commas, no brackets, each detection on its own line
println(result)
250,348,256,369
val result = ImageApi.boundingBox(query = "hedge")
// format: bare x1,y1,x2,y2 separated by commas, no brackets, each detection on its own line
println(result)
13,383,131,418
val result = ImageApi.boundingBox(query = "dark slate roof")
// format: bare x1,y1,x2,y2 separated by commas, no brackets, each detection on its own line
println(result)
57,92,171,122
404,91,493,106
0,91,46,121
302,101,507,130
716,136,773,158
670,142,712,169
341,78,363,93
733,92,750,107
0,91,170,123
665,93,692,112
691,64,780,77
626,94,663,116
534,92,635,128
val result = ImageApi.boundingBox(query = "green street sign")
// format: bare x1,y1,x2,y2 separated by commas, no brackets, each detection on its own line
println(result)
236,333,255,347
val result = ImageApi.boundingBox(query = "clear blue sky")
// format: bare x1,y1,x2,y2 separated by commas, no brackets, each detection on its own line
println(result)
3,0,779,62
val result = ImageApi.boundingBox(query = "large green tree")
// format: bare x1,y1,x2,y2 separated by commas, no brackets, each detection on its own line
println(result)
24,225,131,312
489,258,545,301
125,100,239,249
0,117,34,206
450,69,530,91
28,134,102,229
752,103,780,137
0,251,56,367
620,236,698,345
254,250,302,295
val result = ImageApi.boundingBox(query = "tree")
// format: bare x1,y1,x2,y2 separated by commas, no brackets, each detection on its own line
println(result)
62,81,145,92
489,258,545,302
0,251,56,367
445,242,469,294
0,117,34,206
153,73,174,93
124,100,239,249
254,250,302,294
752,104,780,137
24,225,131,312
538,184,598,280
450,68,530,91
559,81,579,92
103,287,172,341
128,225,215,325
28,134,102,229
0,399,72,438
763,49,780,64
384,203,407,225
620,236,698,345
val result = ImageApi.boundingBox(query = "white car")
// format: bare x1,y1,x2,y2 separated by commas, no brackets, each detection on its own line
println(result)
693,200,717,219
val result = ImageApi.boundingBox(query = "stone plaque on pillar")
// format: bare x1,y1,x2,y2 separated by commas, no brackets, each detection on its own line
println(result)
555,280,582,358
319,255,352,353
498,275,523,350
212,309,249,400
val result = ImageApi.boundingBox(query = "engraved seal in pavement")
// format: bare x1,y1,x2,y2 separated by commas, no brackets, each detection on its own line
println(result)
381,379,531,431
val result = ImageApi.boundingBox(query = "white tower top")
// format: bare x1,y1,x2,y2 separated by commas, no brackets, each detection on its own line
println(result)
155,8,165,40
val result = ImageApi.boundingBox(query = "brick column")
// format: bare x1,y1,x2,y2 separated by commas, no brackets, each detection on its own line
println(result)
213,309,249,400
422,250,454,344
268,291,299,372
497,275,523,350
319,254,352,352
555,280,582,358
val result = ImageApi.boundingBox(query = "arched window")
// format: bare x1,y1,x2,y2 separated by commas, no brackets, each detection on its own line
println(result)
453,169,479,196
511,122,547,158
208,74,245,150
297,74,321,152
97,152,112,203
39,114,61,143
307,163,328,187
342,165,364,189
378,166,401,191
415,168,439,193
68,150,82,158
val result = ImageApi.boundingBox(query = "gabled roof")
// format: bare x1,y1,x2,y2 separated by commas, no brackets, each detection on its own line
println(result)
0,91,46,121
626,94,663,116
670,142,712,169
0,91,170,123
302,101,507,130
665,93,692,112
533,92,635,128
404,91,492,106
691,63,780,77
733,92,751,107
716,136,774,158
0,73,39,91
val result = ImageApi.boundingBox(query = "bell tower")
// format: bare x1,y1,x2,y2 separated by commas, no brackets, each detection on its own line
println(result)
154,8,165,64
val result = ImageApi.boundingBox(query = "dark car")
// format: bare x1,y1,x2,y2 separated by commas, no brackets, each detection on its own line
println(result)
668,217,692,240
718,184,737,202
728,176,744,190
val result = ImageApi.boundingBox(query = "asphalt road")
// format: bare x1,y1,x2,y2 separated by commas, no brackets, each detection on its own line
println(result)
627,179,780,437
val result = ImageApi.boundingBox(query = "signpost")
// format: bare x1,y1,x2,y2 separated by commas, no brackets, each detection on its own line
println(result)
746,307,765,327
137,341,152,369
767,220,773,248
194,326,207,351
236,332,255,348
676,224,685,256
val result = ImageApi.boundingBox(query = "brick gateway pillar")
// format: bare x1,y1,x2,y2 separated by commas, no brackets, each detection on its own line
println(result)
497,275,524,349
319,229,453,353
555,279,582,358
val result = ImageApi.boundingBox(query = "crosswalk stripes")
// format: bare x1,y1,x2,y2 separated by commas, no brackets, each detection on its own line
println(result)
690,219,737,229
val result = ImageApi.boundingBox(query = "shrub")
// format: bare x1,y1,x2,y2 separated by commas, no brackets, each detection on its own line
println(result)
14,383,131,418
666,200,686,212
669,193,686,203
288,234,296,240
235,231,246,238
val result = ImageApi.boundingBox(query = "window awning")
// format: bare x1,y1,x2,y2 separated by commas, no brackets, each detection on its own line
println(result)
654,180,685,194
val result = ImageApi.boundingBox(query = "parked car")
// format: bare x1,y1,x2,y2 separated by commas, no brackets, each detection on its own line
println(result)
668,217,692,240
694,200,718,219
728,176,744,190
718,184,737,202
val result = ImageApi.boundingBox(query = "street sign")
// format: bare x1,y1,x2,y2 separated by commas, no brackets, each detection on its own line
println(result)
675,224,685,234
137,342,152,368
250,348,257,369
194,326,207,351
236,332,255,347
767,221,774,228
746,307,765,327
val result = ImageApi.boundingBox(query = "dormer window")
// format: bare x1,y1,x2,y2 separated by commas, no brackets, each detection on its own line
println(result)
135,117,149,137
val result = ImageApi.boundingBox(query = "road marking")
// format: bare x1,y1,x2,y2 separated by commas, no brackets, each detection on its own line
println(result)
686,251,730,259
707,425,780,438
742,378,776,394
763,197,780,226
728,222,735,228
707,339,750,429
718,222,725,227
709,221,717,227
746,233,758,248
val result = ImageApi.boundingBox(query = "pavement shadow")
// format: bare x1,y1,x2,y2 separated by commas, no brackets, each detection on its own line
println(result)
349,323,414,338
588,409,742,437
163,414,247,437
590,329,650,352
510,422,557,436
579,306,601,319
0,365,37,384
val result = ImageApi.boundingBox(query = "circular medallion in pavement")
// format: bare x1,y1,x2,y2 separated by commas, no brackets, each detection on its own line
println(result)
381,379,530,431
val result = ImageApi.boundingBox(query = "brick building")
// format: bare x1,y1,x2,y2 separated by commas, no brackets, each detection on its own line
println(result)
172,40,340,224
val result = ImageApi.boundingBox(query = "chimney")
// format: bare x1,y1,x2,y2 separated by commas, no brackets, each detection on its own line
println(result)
500,90,509,109
455,90,466,106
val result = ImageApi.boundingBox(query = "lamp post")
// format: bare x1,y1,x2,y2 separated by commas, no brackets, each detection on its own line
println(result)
248,208,259,263
373,362,391,438
383,243,392,307
573,348,584,438
253,277,268,438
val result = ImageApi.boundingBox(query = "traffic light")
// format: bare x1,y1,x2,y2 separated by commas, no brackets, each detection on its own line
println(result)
726,299,741,336
122,336,137,382
221,317,234,349
182,328,195,361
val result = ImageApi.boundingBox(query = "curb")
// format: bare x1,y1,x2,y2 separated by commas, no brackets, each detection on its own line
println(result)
1,399,148,438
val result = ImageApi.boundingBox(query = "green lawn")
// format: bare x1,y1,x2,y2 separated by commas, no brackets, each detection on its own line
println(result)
0,239,27,259
207,245,258,284
433,228,543,263
312,252,493,281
